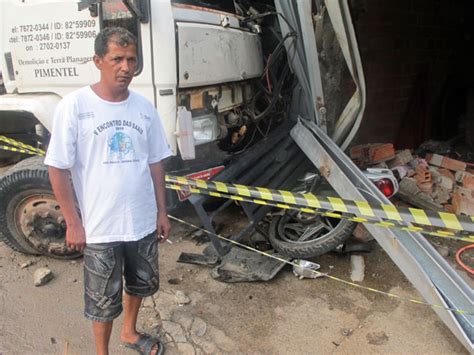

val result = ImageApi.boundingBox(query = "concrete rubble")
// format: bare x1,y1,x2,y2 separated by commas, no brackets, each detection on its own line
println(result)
20,260,35,269
33,267,53,286
175,290,191,306
350,255,365,282
349,141,473,279
350,142,474,216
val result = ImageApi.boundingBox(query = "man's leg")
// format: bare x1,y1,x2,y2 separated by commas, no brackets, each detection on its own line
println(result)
92,321,114,355
121,233,161,354
121,293,160,354
120,293,142,343
83,242,124,355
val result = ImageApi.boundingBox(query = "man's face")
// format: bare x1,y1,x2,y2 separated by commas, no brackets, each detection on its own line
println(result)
94,40,137,91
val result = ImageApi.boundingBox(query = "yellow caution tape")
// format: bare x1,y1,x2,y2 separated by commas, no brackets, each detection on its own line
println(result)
0,145,41,156
166,183,474,243
1,136,472,242
167,214,473,316
0,135,45,156
166,175,474,235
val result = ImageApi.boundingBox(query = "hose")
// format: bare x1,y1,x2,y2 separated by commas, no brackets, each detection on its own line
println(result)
455,244,474,275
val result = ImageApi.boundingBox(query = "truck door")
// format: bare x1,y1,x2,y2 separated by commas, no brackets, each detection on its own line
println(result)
1,0,154,102
99,0,155,104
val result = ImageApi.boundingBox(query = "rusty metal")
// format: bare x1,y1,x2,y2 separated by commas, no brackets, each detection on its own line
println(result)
15,193,69,257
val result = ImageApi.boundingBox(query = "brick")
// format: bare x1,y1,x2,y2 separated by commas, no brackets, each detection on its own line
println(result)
408,158,425,169
350,143,395,166
437,168,455,191
426,153,466,172
452,188,474,215
429,167,441,184
369,143,395,162
444,204,456,213
462,173,474,190
352,224,373,242
387,149,414,168
456,171,474,190
350,144,367,161
432,185,450,204
415,164,431,183
417,181,433,195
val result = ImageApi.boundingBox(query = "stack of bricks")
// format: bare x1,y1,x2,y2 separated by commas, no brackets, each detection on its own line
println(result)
349,145,474,216
424,154,474,215
392,152,474,215
348,145,474,243
415,163,432,194
350,143,395,168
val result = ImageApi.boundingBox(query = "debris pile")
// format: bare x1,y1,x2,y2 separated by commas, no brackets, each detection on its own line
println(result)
350,143,474,216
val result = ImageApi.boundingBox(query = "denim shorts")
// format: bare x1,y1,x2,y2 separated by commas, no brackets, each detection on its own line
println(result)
83,231,160,322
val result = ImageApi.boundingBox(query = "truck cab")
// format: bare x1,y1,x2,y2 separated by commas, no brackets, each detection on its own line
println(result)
0,0,365,259
0,0,268,163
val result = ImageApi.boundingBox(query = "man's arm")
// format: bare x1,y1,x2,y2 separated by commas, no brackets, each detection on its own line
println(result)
150,161,171,242
48,167,86,252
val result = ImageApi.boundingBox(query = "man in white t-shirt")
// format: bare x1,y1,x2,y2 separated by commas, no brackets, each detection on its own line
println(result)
45,27,170,355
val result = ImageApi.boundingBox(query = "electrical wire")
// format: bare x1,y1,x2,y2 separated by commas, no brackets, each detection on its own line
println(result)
250,61,290,122
242,10,297,35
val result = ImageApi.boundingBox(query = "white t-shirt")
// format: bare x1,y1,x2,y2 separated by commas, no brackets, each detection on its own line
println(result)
44,86,172,244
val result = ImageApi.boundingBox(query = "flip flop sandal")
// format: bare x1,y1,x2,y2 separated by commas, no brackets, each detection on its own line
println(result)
124,334,164,355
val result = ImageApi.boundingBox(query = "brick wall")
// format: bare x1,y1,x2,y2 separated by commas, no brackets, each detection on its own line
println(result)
350,0,472,148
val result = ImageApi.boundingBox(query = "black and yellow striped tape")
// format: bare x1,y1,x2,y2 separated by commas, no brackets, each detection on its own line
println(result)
0,145,41,156
1,136,472,240
165,175,474,236
166,183,474,243
0,135,45,156
168,214,473,316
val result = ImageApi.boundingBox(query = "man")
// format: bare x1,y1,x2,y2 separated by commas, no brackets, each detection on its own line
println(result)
45,27,171,355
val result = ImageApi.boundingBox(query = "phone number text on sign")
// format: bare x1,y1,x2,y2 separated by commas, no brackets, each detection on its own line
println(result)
9,20,97,52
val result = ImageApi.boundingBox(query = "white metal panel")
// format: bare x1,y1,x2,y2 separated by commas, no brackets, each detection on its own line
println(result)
149,0,178,155
177,22,263,88
2,0,100,96
172,5,240,29
0,93,61,131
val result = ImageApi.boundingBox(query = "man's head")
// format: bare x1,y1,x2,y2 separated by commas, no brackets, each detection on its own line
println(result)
93,27,138,94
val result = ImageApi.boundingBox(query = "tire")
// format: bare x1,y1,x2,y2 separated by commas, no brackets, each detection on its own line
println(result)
0,156,81,259
268,211,356,258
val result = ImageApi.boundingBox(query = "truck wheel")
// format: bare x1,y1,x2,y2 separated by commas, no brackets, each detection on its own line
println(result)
268,210,356,259
0,157,81,259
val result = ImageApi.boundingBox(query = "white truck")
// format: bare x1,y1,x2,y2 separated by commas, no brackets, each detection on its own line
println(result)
0,0,365,258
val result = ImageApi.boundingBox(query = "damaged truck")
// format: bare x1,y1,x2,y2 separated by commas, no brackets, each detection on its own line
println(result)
0,0,368,259
2,1,473,351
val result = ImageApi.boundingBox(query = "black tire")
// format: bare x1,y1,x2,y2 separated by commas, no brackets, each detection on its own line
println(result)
0,156,81,259
268,212,356,258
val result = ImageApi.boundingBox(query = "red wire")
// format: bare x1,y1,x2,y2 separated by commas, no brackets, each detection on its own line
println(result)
455,244,474,275
265,54,272,93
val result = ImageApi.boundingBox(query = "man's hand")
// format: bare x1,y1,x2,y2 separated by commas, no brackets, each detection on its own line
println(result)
66,222,86,252
156,212,171,243
49,167,86,252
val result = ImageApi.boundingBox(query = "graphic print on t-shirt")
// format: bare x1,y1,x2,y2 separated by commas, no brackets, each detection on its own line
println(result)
93,118,145,164
108,132,135,162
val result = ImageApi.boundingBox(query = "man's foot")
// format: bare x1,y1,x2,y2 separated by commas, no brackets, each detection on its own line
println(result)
121,333,163,355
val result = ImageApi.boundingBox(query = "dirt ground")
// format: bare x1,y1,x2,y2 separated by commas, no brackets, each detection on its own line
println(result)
0,206,468,355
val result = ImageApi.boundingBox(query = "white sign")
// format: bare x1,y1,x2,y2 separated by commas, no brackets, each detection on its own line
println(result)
5,1,100,90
